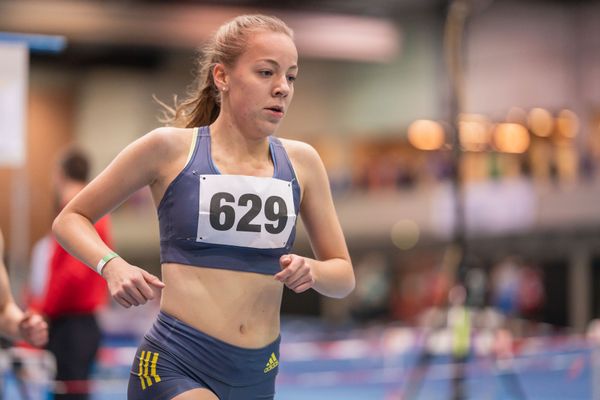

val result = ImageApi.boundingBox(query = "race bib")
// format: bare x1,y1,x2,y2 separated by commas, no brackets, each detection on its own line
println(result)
197,175,296,249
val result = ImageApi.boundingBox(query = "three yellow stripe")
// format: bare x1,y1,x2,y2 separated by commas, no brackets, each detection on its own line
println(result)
138,351,161,390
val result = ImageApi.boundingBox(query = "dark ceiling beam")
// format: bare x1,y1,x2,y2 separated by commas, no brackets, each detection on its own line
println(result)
0,0,402,62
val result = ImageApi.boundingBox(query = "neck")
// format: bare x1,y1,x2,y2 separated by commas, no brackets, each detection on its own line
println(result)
209,118,271,163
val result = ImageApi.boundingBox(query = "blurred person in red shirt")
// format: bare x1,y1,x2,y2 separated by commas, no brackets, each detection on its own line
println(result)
37,147,111,400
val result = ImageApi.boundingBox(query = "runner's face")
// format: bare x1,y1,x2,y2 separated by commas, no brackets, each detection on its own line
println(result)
223,31,298,137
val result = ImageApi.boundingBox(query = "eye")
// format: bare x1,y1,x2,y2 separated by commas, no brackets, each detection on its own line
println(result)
287,75,297,83
259,70,273,77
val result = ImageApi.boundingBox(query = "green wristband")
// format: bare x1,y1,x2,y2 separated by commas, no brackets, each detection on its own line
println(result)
96,251,119,275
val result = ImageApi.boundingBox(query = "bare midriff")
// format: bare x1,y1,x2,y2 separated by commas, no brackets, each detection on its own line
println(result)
159,263,283,349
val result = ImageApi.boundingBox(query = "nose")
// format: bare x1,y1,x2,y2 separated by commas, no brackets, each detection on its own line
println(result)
273,75,290,98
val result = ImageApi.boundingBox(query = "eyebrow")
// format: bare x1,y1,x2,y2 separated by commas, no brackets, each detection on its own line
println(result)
258,59,298,71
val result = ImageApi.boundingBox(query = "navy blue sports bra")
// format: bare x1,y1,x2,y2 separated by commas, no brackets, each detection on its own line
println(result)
157,126,301,275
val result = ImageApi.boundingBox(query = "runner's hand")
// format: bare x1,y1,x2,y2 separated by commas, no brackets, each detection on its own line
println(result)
275,254,315,293
102,260,165,308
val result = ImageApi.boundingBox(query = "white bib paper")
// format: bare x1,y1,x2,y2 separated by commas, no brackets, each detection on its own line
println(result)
197,175,296,249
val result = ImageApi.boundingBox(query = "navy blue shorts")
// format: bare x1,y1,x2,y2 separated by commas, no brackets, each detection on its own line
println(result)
127,311,280,400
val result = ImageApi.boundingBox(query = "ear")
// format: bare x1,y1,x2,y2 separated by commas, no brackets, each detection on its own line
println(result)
213,63,228,91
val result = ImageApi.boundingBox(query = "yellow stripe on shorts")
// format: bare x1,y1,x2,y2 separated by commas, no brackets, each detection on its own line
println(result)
138,351,146,390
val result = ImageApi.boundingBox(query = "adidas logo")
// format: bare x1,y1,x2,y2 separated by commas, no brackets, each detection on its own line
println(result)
137,351,161,390
263,352,279,373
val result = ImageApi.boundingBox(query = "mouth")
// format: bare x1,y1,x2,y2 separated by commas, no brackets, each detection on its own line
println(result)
265,105,285,116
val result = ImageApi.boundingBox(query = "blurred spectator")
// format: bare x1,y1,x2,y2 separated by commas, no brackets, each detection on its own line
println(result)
447,285,470,400
517,263,545,321
390,269,425,324
465,266,487,308
490,257,521,317
426,151,454,183
348,252,390,322
35,147,112,400
424,268,451,309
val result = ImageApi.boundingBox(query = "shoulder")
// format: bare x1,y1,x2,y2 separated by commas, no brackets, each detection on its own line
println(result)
140,127,193,152
103,127,195,185
278,138,327,195
277,138,322,168
126,127,194,163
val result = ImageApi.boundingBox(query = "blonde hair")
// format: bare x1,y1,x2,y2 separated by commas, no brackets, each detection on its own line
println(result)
158,14,294,128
